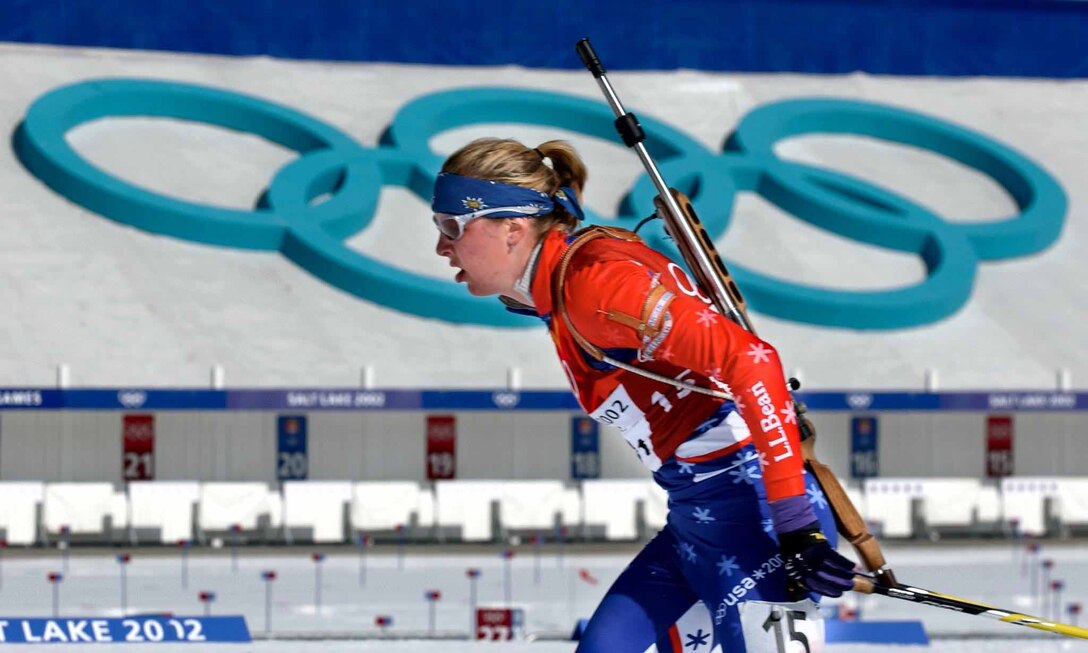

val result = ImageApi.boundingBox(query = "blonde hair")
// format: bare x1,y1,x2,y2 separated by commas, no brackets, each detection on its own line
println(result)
441,138,588,234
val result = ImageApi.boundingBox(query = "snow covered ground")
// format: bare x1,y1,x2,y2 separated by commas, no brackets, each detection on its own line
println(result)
0,541,1085,651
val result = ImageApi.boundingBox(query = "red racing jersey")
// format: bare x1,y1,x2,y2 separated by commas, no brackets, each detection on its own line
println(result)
523,228,806,502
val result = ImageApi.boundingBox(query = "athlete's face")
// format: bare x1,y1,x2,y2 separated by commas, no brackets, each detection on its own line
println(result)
435,216,523,297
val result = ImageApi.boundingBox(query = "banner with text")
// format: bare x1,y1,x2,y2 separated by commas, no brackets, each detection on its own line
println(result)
426,415,456,480
122,414,154,481
850,416,879,479
986,415,1014,477
570,417,600,480
276,415,308,480
0,615,249,643
1,389,1086,412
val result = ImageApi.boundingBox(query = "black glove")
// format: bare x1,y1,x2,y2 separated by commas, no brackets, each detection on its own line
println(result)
778,521,856,600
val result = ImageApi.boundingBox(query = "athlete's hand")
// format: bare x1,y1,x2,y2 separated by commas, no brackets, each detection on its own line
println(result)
778,522,856,600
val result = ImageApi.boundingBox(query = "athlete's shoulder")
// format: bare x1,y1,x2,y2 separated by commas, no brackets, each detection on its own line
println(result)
564,243,656,298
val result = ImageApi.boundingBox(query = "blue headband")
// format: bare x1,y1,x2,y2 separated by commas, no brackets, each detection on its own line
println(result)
431,173,585,222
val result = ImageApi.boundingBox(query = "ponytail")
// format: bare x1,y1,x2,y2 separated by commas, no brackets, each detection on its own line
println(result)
533,140,587,234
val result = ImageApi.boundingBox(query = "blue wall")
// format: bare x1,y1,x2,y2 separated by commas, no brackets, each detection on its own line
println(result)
3,0,1086,77
0,388,1083,412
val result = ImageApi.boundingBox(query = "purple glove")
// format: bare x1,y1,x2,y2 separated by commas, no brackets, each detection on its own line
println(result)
778,522,856,599
770,495,856,600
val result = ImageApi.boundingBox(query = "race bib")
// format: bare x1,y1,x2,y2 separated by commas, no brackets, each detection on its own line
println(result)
739,600,824,653
589,385,661,471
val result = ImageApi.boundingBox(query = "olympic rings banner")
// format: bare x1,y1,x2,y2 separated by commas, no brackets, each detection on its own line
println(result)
12,80,1067,329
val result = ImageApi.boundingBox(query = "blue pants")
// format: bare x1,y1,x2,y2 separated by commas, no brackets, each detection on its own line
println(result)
576,443,838,653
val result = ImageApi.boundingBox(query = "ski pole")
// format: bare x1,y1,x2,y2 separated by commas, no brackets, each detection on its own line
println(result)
854,574,1088,640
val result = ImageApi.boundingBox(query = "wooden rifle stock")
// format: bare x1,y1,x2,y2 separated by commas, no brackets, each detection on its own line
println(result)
653,190,753,331
800,417,898,587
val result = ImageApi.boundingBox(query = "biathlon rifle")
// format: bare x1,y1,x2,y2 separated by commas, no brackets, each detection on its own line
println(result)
574,37,1088,641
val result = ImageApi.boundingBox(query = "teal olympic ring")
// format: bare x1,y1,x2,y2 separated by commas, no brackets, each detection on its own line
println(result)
13,79,1067,330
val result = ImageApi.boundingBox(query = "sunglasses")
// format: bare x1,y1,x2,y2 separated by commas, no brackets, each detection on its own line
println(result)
432,205,546,240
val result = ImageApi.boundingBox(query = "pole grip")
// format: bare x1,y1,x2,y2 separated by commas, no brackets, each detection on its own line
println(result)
576,38,606,77
852,575,875,595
